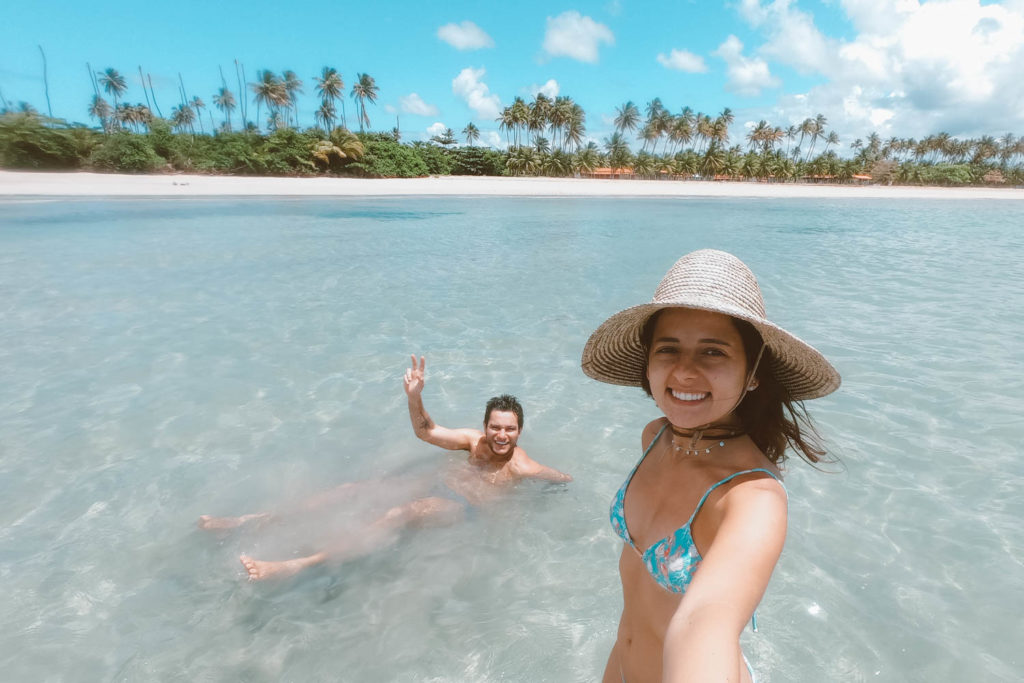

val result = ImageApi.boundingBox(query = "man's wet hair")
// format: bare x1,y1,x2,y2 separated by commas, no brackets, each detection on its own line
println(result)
484,394,524,429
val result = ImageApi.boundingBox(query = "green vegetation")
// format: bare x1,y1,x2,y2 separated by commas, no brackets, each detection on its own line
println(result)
0,111,92,169
1,63,1022,186
90,132,163,172
345,133,429,178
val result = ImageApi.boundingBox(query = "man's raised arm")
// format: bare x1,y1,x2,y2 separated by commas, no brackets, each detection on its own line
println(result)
404,355,478,451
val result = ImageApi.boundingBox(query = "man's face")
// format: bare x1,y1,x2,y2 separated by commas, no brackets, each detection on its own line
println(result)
483,410,520,457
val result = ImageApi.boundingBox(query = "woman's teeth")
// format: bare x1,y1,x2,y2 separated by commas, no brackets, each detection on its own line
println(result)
671,390,708,401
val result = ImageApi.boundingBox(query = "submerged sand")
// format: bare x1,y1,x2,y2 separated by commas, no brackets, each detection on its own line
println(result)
1,170,1023,199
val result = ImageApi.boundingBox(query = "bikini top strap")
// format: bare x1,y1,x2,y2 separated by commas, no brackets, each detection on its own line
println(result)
641,422,670,459
686,468,785,525
624,422,670,481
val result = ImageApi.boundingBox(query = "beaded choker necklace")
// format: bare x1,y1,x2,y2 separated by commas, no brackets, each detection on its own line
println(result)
669,425,746,456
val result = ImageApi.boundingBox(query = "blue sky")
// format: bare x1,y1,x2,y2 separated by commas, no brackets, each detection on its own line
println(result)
3,1,1023,151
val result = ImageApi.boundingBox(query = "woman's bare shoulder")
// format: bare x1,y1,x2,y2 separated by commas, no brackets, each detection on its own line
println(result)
641,417,669,448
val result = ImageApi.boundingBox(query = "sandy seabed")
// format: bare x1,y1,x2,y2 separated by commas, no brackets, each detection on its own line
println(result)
1,170,1023,200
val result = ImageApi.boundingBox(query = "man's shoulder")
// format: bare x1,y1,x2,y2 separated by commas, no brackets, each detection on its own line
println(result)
507,448,537,471
462,430,486,454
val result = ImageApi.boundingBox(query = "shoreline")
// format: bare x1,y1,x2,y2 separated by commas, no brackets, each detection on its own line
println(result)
2,170,1023,200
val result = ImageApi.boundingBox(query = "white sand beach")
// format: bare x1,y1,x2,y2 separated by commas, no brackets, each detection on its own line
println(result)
1,170,1023,199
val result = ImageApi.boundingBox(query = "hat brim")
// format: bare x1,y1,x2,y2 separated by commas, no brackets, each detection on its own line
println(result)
581,303,840,401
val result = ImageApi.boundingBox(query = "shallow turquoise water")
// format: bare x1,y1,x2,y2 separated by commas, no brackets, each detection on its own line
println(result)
1,197,1022,682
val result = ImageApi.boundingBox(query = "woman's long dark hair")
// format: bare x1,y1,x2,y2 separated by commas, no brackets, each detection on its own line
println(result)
639,311,828,465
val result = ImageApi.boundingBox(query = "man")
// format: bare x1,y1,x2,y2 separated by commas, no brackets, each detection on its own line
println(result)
404,355,572,491
202,355,570,581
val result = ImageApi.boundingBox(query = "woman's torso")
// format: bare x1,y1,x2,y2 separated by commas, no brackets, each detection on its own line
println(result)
611,419,783,682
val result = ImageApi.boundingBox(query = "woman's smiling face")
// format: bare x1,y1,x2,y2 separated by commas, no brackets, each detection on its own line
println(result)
645,308,751,429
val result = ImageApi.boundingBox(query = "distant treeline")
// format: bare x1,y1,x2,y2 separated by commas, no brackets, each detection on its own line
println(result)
2,61,1022,185
1,110,1022,187
0,112,506,178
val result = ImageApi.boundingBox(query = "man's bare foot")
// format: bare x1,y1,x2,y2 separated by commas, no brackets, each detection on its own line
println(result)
197,513,269,531
239,553,326,581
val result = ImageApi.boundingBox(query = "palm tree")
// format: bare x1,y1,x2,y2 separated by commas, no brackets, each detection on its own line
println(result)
547,96,569,149
510,97,529,146
633,152,657,179
701,145,726,177
781,125,796,157
497,106,515,148
603,131,633,170
315,101,336,131
543,149,572,177
972,135,998,164
643,98,666,153
747,120,768,151
573,141,601,175
311,126,365,169
350,73,379,132
171,103,196,133
114,103,133,132
668,115,693,155
314,67,345,129
614,101,640,136
462,122,480,146
721,147,742,179
797,118,815,156
191,96,206,133
710,117,730,149
97,68,127,109
999,133,1017,166
804,114,827,161
330,127,364,158
506,146,540,176
250,70,285,132
644,98,665,124
671,149,696,177
267,110,286,131
213,86,236,131
564,104,586,152
822,131,840,156
695,113,714,154
528,93,551,146
639,122,659,153
88,94,113,132
282,70,303,126
127,104,153,133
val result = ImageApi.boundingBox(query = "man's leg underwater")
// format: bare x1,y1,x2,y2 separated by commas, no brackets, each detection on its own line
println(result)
239,496,464,581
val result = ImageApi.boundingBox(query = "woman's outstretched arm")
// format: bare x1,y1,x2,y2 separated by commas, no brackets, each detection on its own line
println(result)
662,476,788,682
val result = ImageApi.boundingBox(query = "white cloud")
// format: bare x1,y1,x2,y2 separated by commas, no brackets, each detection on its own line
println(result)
542,11,614,63
483,131,504,148
384,104,397,114
400,93,439,117
426,122,447,137
736,0,1024,140
437,21,494,50
713,35,780,96
528,79,560,99
744,0,832,75
656,48,708,73
452,67,502,120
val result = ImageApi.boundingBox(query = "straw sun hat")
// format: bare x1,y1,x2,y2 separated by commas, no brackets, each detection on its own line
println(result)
581,249,840,401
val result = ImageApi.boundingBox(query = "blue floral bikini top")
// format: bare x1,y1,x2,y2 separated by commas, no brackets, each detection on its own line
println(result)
609,422,785,595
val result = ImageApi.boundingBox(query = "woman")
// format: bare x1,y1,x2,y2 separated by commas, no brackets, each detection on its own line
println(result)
581,249,840,682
